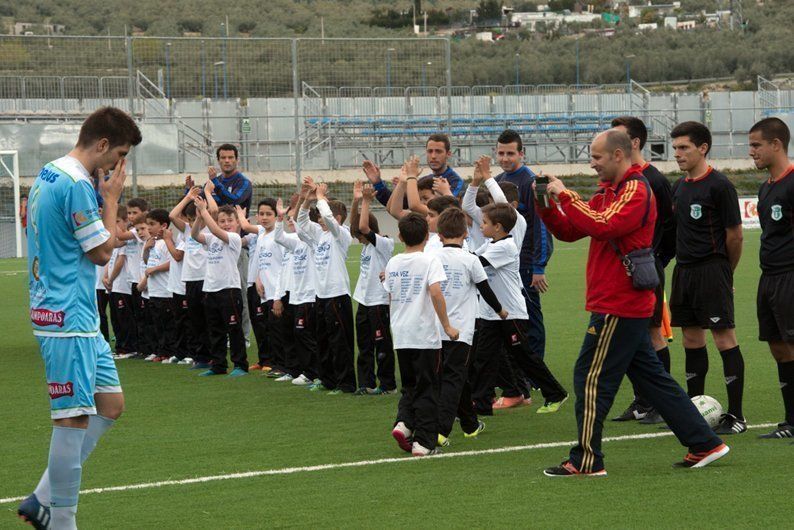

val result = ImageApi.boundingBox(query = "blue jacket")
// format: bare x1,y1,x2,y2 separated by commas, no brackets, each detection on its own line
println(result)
495,165,553,274
373,166,464,207
211,171,253,212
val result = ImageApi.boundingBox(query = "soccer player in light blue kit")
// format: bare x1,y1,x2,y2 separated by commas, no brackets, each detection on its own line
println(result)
18,107,142,530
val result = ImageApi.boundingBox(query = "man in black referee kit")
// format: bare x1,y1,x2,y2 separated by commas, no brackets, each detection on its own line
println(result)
537,129,727,476
669,121,747,435
748,117,794,439
610,116,677,425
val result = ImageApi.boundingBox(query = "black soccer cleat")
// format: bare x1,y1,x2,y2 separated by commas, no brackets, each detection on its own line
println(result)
611,400,650,422
543,461,607,477
17,494,50,530
758,423,794,439
713,413,747,435
638,409,666,425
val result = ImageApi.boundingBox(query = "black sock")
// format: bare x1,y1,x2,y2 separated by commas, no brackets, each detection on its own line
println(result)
719,345,745,418
656,346,671,373
685,346,708,397
778,360,794,426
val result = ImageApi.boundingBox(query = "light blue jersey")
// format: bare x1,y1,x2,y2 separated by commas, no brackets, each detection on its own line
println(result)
28,155,111,337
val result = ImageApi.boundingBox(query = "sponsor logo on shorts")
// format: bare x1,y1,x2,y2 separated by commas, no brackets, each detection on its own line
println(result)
709,316,721,323
375,329,383,340
30,308,65,327
229,314,237,324
510,333,520,346
690,204,702,220
48,382,74,399
117,299,125,309
296,317,304,329
771,204,783,221
587,326,597,335
182,300,188,309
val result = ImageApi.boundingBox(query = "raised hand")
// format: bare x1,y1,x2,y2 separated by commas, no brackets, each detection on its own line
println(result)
362,184,375,202
187,185,202,200
404,155,421,179
432,177,451,197
479,155,492,180
208,166,217,180
162,228,173,242
316,182,328,201
234,204,247,221
194,196,208,212
204,179,216,194
353,180,364,201
97,158,127,205
362,160,382,184
185,174,195,189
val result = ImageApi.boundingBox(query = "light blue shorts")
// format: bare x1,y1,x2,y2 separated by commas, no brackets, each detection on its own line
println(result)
37,335,122,420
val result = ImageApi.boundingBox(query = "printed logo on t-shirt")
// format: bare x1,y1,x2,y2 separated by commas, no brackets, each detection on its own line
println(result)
48,382,74,399
30,308,65,327
771,204,783,221
690,204,702,220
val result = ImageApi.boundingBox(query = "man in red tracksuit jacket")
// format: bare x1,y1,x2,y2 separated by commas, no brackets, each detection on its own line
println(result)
536,129,727,477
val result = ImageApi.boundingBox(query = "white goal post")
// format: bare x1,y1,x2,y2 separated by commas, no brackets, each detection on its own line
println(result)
0,150,22,258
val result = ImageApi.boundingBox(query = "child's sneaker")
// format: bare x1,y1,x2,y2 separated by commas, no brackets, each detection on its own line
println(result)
228,367,248,378
463,421,486,439
291,374,313,386
166,356,180,364
392,421,413,453
537,395,569,414
178,357,194,365
493,396,526,410
411,441,440,457
144,354,157,362
275,373,294,382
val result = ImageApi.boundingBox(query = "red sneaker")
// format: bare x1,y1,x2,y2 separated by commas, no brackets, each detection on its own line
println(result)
674,443,730,468
493,396,527,410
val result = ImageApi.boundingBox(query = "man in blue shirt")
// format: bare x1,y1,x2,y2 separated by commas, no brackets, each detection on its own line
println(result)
493,130,554,360
364,133,464,206
19,107,141,530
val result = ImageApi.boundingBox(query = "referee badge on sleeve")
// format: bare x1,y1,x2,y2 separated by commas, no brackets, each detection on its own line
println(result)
690,204,702,220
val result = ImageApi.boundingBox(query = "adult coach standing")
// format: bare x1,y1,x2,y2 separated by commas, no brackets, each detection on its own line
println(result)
208,143,253,341
669,122,747,435
537,129,727,476
748,117,794,439
610,116,676,424
19,107,142,529
493,129,553,359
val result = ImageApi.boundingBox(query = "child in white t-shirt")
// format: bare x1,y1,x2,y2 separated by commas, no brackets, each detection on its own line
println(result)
434,207,508,446
273,196,317,385
142,209,175,363
351,182,396,395
296,178,356,394
471,203,568,416
192,199,248,377
383,212,459,457
162,226,190,364
170,184,213,368
133,218,154,359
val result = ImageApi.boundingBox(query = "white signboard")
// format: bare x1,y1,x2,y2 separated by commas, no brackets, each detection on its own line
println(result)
739,197,760,230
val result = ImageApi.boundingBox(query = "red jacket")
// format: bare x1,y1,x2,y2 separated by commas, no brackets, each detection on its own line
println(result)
538,165,657,318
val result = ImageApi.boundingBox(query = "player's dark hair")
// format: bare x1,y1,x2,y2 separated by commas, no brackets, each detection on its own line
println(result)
417,175,435,192
116,204,127,220
437,207,467,239
611,116,648,150
499,181,520,205
482,203,517,232
497,129,523,153
475,186,491,207
426,133,451,152
183,201,197,219
76,107,142,149
258,198,277,214
328,199,348,224
218,204,237,218
146,208,170,226
398,212,429,246
309,206,320,223
671,121,712,155
427,195,459,216
215,143,239,160
750,117,790,152
127,197,149,212
351,212,380,239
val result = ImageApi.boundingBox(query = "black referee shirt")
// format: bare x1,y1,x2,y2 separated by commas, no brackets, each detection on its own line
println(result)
758,165,794,274
672,167,742,265
642,162,676,264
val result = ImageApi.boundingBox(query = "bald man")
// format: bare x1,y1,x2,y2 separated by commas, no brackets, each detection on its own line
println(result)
536,130,727,476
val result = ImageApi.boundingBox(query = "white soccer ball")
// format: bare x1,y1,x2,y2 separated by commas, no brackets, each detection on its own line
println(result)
691,395,723,428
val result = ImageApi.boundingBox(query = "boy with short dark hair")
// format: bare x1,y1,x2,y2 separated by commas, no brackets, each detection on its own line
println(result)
192,200,248,377
123,198,149,359
133,218,154,360
351,181,396,395
471,203,568,416
142,208,176,363
385,213,459,457
105,206,137,359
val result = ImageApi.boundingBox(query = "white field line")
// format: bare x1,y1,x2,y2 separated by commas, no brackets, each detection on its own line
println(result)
0,422,776,505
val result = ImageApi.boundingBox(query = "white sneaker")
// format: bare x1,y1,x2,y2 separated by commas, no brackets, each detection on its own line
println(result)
411,441,438,457
291,374,312,385
118,352,137,359
392,422,413,453
166,356,180,364
275,374,294,382
144,354,157,362
112,354,124,360
178,357,194,365
245,339,251,348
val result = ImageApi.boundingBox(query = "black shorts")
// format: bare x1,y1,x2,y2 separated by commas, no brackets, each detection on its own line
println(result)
757,270,794,342
670,259,734,329
650,257,666,328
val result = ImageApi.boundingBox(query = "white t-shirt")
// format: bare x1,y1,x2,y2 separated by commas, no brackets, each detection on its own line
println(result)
95,263,106,291
145,239,172,298
476,236,527,321
202,232,242,292
383,252,447,350
255,228,284,302
425,232,468,255
167,237,186,296
244,231,260,285
109,246,132,295
462,182,527,250
436,246,487,345
274,221,316,305
139,257,149,299
297,201,352,299
353,233,394,307
181,224,208,282
123,228,143,285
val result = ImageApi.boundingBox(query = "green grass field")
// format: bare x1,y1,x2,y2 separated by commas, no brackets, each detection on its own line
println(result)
1,231,791,529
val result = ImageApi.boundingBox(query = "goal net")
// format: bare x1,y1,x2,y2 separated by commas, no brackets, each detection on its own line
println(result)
0,151,22,259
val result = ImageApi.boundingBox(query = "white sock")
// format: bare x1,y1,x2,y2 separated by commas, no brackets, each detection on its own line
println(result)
48,426,85,530
35,416,115,507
